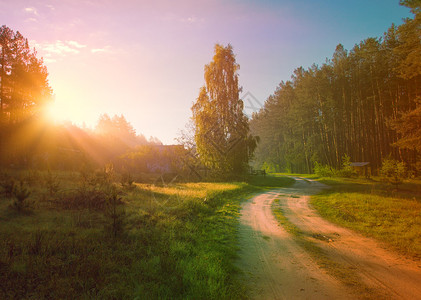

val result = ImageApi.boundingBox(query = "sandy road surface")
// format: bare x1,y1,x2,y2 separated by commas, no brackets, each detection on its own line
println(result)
236,177,421,299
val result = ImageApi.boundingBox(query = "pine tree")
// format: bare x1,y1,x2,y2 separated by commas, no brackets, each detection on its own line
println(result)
0,25,52,124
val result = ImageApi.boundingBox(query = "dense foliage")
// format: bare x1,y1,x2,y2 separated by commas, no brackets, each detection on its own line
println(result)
0,25,52,124
250,1,421,174
0,25,53,166
192,44,257,176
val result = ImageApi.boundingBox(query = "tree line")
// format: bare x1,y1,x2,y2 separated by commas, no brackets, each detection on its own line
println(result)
250,0,421,174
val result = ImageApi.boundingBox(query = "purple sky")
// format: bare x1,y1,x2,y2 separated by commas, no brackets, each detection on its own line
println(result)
0,0,411,143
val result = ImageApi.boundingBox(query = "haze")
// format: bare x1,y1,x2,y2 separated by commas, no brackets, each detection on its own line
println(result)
0,0,410,143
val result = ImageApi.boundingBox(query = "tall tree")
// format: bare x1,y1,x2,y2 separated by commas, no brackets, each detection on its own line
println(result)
250,5,420,174
192,44,256,175
0,26,52,166
0,25,13,119
0,25,51,124
391,105,421,151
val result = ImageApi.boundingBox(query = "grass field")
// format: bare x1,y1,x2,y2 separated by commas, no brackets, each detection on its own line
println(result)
0,169,292,299
310,176,421,259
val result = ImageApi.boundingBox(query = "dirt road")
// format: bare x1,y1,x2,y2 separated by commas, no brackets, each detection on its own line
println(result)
236,177,421,299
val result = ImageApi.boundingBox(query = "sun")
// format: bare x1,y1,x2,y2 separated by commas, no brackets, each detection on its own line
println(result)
44,95,96,127
45,100,69,124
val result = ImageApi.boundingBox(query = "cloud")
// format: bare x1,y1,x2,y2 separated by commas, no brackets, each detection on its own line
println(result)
25,17,38,23
43,40,81,55
32,40,112,64
24,7,38,15
32,40,89,63
67,40,87,49
45,4,55,11
44,58,57,64
91,48,106,53
91,46,111,54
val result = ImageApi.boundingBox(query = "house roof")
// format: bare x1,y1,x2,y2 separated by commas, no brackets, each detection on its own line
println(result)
350,162,370,167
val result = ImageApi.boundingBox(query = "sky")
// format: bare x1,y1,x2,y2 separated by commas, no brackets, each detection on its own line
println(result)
0,0,412,144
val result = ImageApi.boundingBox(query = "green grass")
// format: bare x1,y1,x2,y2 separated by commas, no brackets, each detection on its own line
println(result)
245,173,295,189
271,198,303,236
277,172,319,179
0,170,292,299
310,176,421,259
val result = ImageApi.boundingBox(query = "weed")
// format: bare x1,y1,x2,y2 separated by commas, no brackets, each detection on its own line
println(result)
23,169,40,185
121,172,135,190
59,188,107,210
1,176,15,198
79,166,113,189
29,231,44,255
44,170,60,196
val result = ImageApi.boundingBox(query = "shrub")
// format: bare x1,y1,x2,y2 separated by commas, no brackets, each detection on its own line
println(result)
314,162,334,177
44,170,60,196
262,161,277,173
380,158,406,188
120,172,135,190
79,164,115,190
1,176,15,198
337,154,356,178
12,181,31,211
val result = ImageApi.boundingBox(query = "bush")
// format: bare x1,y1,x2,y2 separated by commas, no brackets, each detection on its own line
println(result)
262,161,277,173
380,158,406,188
79,164,114,190
314,162,334,177
120,172,135,190
44,170,60,196
337,154,356,178
1,176,15,198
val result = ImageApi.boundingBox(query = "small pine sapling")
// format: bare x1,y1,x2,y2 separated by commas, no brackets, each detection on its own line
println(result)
12,181,31,211
104,187,125,238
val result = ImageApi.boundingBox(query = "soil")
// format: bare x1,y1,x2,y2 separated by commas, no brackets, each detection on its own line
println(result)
236,177,421,299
